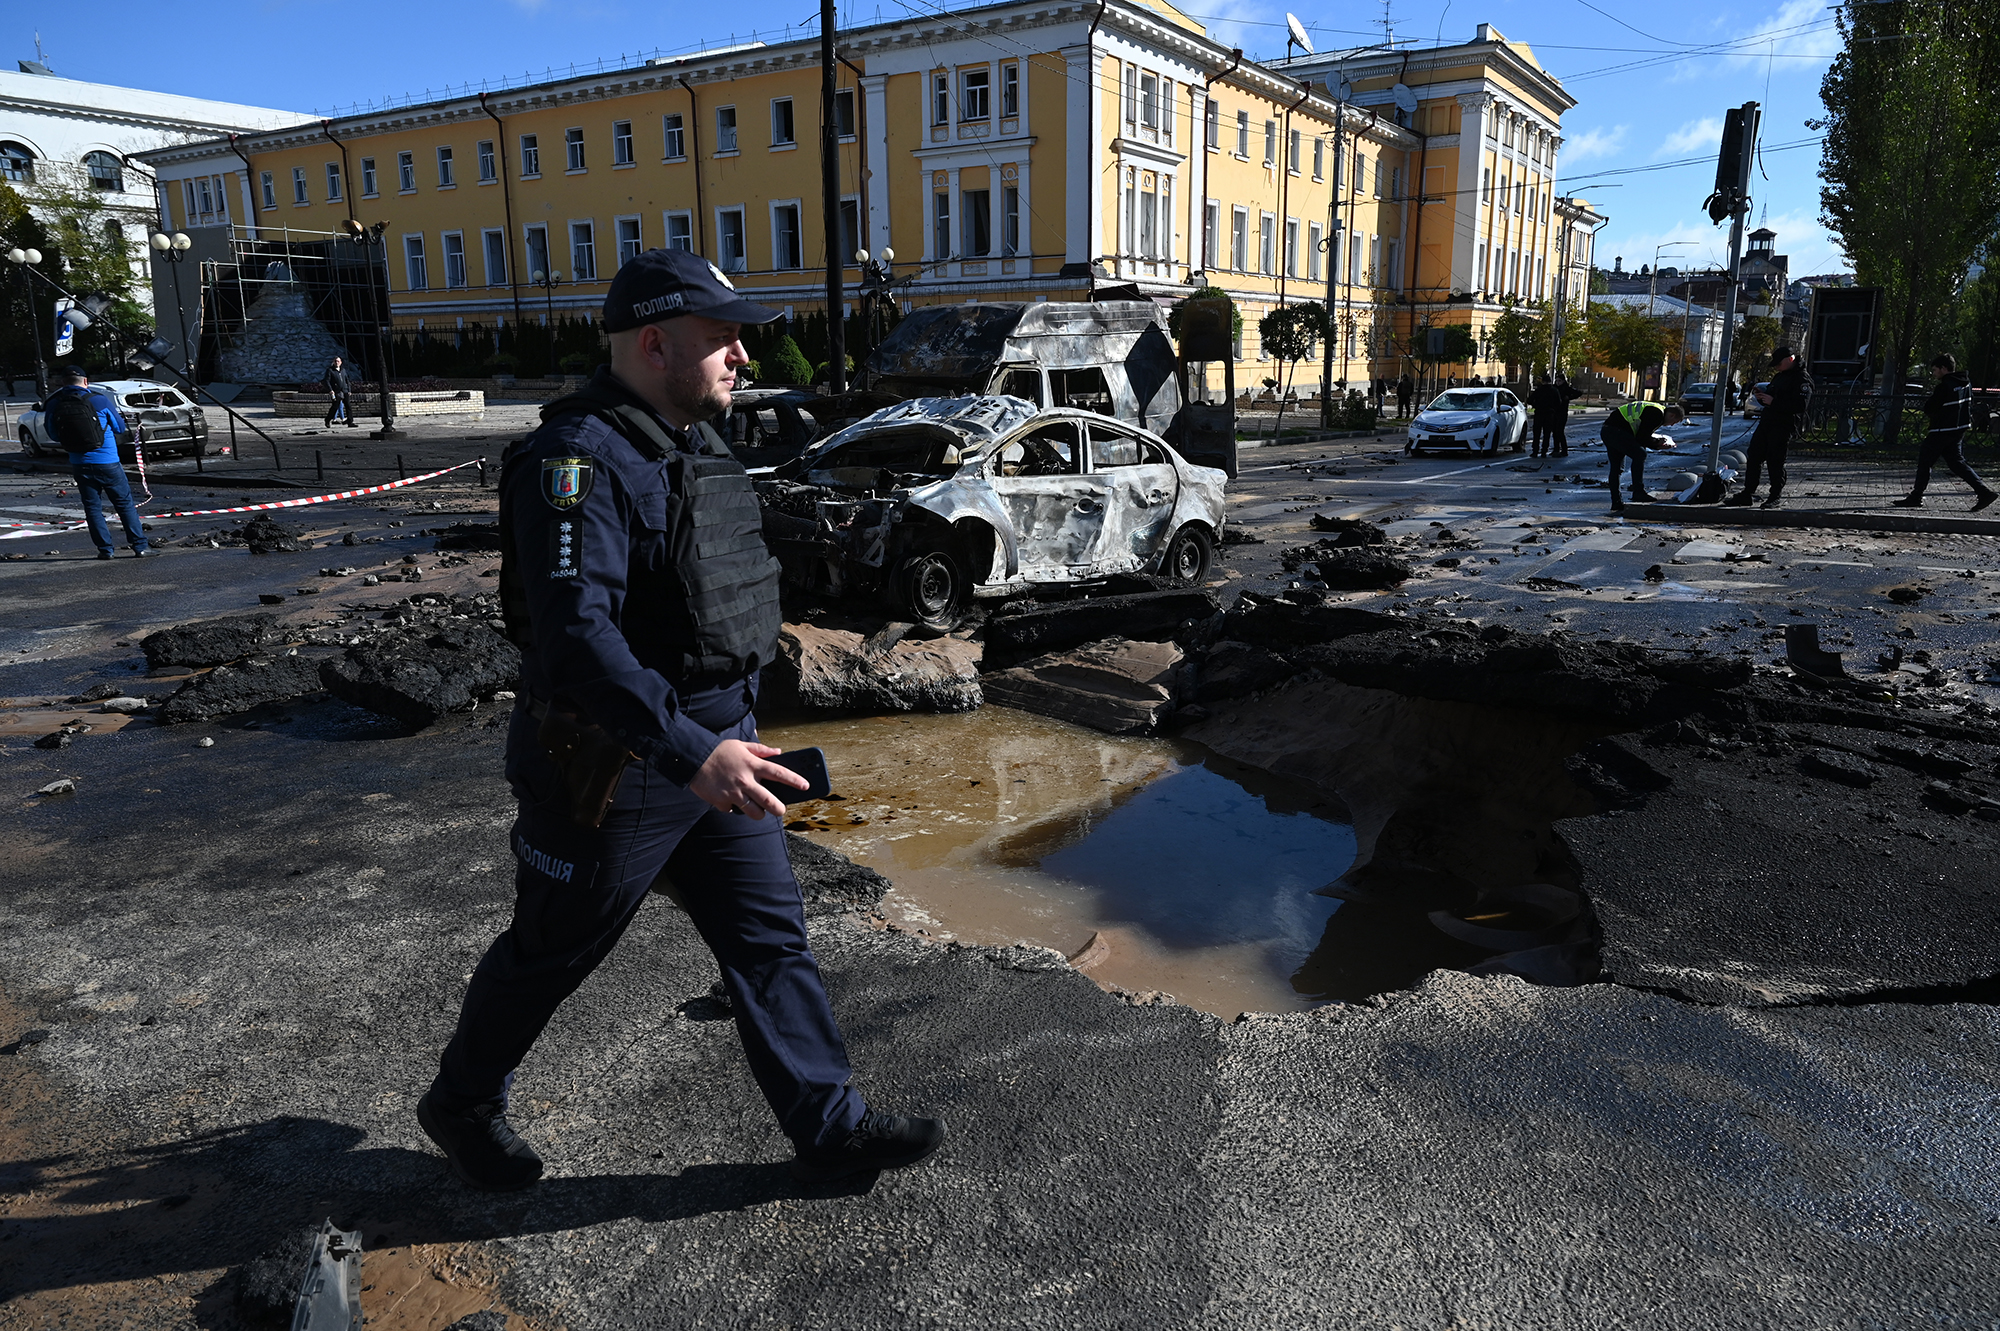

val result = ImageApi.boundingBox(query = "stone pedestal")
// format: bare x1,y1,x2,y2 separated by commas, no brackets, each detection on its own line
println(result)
217,268,350,386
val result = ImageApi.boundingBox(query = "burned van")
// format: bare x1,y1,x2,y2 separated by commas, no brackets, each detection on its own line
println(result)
863,301,1235,477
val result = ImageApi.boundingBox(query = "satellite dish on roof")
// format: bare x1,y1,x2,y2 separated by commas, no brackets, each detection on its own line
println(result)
1331,74,1353,101
1392,83,1419,114
1286,12,1315,55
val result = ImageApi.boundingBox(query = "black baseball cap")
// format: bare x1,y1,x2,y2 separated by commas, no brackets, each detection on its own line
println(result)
602,248,782,332
1770,345,1795,363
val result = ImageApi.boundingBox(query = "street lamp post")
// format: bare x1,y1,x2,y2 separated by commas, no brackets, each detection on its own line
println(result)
5,247,48,397
147,231,195,380
852,247,895,375
530,268,564,376
338,219,403,440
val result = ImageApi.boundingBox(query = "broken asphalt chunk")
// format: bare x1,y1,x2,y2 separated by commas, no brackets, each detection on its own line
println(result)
1888,586,1927,605
319,623,521,728
34,778,76,797
984,588,1218,656
141,614,280,668
1785,625,1848,680
1798,750,1879,787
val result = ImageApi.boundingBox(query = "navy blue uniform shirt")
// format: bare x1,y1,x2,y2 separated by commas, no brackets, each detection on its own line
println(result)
507,372,755,786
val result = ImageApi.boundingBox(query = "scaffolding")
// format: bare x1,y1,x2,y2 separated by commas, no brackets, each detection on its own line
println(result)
194,224,392,384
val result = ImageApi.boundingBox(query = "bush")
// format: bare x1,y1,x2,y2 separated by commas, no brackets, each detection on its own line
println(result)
483,352,520,373
740,359,762,383
763,335,812,386
558,351,592,374
1339,389,1377,431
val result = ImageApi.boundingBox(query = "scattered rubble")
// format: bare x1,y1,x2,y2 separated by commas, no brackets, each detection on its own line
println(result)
33,778,76,797
240,515,307,554
983,636,1187,733
771,616,982,713
1799,750,1880,787
142,614,280,668
983,588,1219,658
320,623,521,729
1304,514,1388,546
157,653,327,724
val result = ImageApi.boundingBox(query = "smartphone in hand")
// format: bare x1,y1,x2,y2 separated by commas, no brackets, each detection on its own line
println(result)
760,747,833,803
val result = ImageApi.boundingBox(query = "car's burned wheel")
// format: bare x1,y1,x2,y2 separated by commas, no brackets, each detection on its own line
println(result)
891,549,965,629
1161,524,1213,587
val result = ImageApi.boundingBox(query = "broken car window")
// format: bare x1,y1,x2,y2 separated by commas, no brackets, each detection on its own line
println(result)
1050,367,1114,415
995,422,1080,476
997,369,1044,405
1090,429,1166,469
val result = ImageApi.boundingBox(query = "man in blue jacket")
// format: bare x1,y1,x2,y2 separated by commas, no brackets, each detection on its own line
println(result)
417,250,945,1191
45,369,149,559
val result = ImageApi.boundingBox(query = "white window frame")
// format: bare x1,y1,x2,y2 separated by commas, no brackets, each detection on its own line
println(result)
614,214,642,267
1288,128,1300,175
1000,64,1020,118
397,151,415,193
1204,100,1219,150
1235,110,1249,158
442,230,467,289
325,162,342,202
664,209,694,252
1308,222,1322,280
1230,206,1248,271
1001,185,1020,256
1312,138,1324,181
771,98,796,147
1203,199,1219,269
834,88,858,140
564,127,586,173
1259,211,1275,275
478,140,497,182
525,223,551,280
569,219,597,280
1139,72,1158,130
664,113,686,161
291,166,308,205
1139,183,1156,259
1263,119,1276,167
769,200,803,270
1284,218,1299,278
360,157,377,197
932,72,950,126
481,227,507,286
437,145,455,189
933,189,951,259
259,170,275,210
961,68,990,122
716,205,747,272
519,134,540,178
613,120,635,166
1124,66,1138,126
403,233,428,290
962,186,992,257
715,106,739,155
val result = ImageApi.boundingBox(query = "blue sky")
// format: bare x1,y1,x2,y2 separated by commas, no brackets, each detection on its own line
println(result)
13,0,1848,280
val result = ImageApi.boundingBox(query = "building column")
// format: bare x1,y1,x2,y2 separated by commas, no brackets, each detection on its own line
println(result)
862,74,891,260
1061,43,1097,267
1454,93,1492,298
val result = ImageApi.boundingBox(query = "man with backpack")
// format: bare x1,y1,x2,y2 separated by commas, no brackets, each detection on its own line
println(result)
44,368,149,559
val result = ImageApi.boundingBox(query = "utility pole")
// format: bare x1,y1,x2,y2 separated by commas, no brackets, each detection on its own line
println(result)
1705,102,1759,477
819,0,846,395
1320,99,1345,431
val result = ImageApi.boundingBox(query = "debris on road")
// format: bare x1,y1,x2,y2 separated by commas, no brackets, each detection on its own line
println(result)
983,587,1218,658
158,654,327,724
142,613,280,668
982,636,1186,733
33,778,75,797
772,615,983,713
321,622,520,728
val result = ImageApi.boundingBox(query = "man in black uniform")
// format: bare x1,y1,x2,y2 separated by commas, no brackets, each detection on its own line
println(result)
1599,399,1685,513
1893,353,1997,510
322,357,356,428
1527,373,1581,458
417,250,945,1190
1725,347,1812,508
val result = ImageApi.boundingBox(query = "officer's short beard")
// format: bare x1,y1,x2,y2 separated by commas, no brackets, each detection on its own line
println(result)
662,359,727,422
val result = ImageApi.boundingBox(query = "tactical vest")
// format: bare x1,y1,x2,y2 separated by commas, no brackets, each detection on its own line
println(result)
500,381,782,682
1612,401,1654,434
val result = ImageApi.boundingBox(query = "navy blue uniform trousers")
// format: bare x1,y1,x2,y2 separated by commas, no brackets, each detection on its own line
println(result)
436,705,864,1149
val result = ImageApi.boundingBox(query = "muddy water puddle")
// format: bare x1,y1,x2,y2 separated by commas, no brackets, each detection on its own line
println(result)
759,707,1357,1017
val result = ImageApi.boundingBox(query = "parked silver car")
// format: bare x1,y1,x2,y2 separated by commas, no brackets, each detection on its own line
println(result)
17,379,211,459
757,396,1227,627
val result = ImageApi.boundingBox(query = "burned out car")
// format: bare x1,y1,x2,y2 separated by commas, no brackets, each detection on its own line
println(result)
756,395,1226,627
716,386,903,470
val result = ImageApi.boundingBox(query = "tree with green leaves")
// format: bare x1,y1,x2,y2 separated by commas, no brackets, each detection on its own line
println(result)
1257,301,1325,440
1486,297,1545,383
1413,321,1478,387
1813,0,2000,443
1587,302,1680,392
762,333,813,386
1729,315,1784,387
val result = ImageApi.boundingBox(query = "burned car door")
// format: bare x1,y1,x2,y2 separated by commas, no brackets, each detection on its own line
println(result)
1085,422,1180,572
987,419,1113,578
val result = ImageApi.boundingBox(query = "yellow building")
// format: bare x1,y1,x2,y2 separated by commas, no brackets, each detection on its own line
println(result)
135,3,1585,390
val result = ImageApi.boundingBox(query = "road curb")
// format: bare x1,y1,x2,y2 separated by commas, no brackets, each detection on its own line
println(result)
1619,502,2000,537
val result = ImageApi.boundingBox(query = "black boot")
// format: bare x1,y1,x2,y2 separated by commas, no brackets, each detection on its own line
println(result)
1973,489,1997,512
792,1108,947,1183
1722,490,1756,507
417,1089,545,1191
1892,494,1924,508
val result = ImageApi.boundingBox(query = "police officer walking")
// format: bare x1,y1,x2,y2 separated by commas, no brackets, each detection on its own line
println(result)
417,250,946,1190
1725,346,1812,509
1892,353,1997,510
1599,398,1685,513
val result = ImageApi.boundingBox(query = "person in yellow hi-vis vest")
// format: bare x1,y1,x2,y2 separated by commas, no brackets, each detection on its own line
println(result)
1599,399,1685,513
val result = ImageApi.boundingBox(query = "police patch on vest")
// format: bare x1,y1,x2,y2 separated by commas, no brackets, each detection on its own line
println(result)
541,456,594,509
549,519,579,578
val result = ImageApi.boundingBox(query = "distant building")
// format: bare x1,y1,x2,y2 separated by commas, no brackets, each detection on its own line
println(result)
0,61,303,321
1589,291,1724,395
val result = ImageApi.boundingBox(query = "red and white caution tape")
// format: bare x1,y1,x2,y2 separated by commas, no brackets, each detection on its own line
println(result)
0,456,486,538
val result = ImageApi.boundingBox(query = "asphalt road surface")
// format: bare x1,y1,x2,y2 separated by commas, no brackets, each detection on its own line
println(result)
3,407,1998,1330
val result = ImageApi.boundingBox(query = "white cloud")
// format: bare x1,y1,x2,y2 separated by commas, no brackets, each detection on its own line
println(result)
1725,0,1844,67
1657,118,1723,160
1563,125,1628,165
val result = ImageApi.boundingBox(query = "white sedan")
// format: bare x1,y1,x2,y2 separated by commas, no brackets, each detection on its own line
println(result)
1405,388,1529,455
18,379,212,459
